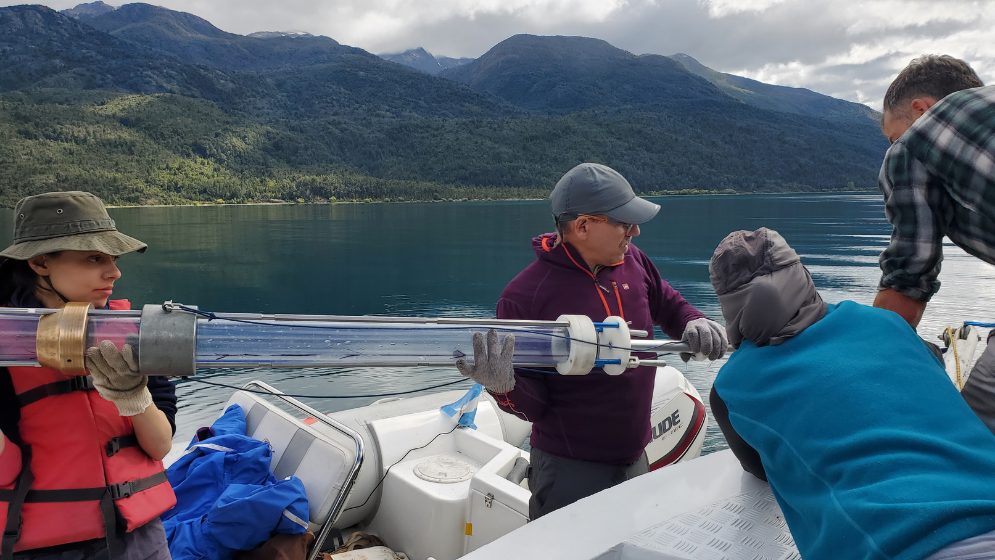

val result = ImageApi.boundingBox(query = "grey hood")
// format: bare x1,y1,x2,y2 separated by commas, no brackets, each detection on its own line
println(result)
709,228,826,348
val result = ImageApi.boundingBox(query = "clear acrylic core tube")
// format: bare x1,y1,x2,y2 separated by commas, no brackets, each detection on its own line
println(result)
0,309,572,370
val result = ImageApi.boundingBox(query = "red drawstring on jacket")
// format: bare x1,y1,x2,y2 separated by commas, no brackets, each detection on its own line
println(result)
561,244,625,319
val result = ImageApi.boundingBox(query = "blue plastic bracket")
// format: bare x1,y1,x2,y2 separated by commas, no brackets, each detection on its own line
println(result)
440,383,484,429
593,321,621,334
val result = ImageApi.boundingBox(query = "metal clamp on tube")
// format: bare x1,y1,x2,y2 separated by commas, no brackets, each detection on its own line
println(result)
36,302,92,375
139,303,198,376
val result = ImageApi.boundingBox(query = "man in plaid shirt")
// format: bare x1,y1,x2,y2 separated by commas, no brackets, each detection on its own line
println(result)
874,54,995,433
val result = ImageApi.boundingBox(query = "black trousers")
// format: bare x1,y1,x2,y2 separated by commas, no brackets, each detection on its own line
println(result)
528,447,648,520
962,331,995,435
12,519,170,560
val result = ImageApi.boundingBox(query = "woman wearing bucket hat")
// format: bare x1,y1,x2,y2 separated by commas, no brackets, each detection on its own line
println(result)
0,192,177,559
709,228,995,559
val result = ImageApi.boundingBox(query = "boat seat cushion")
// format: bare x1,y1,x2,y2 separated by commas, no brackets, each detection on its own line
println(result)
226,390,358,530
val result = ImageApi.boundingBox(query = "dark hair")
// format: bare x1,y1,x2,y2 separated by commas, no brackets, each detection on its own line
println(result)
883,55,984,112
0,258,43,307
554,213,577,237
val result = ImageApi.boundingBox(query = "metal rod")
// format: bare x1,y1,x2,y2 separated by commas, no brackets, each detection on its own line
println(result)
629,340,734,355
629,340,691,353
633,359,678,368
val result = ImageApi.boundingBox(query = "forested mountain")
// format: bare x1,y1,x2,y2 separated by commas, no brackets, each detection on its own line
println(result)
437,34,884,186
51,3,508,117
78,3,368,71
0,5,236,97
0,4,888,206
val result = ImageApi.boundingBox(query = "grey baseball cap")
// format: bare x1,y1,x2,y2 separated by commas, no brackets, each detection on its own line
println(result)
550,163,660,225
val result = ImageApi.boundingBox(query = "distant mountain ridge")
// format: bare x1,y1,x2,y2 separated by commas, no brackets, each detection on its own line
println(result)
247,31,315,39
50,2,507,119
668,53,878,124
77,3,367,71
381,47,474,75
84,2,229,40
438,55,474,71
60,0,114,19
0,2,888,206
0,5,234,97
441,34,728,113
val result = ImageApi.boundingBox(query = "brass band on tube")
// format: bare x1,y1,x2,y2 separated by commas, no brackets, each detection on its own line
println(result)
36,302,93,375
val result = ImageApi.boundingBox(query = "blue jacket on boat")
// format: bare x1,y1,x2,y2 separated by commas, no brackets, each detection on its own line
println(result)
713,301,995,560
162,405,310,560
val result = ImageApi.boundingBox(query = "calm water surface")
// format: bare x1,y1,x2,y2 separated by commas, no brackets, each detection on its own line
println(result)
3,193,993,453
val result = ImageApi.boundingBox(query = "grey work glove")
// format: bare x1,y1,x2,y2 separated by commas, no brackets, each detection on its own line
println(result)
681,318,729,361
455,329,516,394
85,341,152,417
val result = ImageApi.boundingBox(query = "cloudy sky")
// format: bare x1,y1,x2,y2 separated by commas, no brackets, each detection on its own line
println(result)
7,0,994,107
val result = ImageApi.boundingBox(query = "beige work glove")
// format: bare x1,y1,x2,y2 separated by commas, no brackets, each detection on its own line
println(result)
455,329,516,394
85,341,152,417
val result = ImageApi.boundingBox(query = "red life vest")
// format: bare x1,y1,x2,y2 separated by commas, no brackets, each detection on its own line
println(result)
0,300,176,555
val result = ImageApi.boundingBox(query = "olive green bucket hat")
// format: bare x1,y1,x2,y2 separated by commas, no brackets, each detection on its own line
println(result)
0,191,147,260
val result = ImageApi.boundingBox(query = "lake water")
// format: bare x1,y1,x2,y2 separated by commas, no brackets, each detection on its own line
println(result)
2,193,994,453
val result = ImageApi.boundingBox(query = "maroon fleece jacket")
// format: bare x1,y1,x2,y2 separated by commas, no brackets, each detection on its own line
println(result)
494,233,704,464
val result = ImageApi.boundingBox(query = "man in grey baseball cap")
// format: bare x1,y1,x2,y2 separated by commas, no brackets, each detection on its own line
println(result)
456,162,727,519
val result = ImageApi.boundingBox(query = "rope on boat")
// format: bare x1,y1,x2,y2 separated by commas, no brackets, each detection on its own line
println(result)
946,326,964,390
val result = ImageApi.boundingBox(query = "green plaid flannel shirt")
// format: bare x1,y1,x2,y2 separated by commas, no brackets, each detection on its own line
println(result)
879,85,995,301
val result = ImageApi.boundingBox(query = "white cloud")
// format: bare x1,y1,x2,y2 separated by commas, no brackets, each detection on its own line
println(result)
721,2,994,106
699,0,786,17
4,0,994,106
303,0,629,47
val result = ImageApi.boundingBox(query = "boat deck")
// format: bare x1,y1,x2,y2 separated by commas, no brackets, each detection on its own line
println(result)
465,450,799,560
